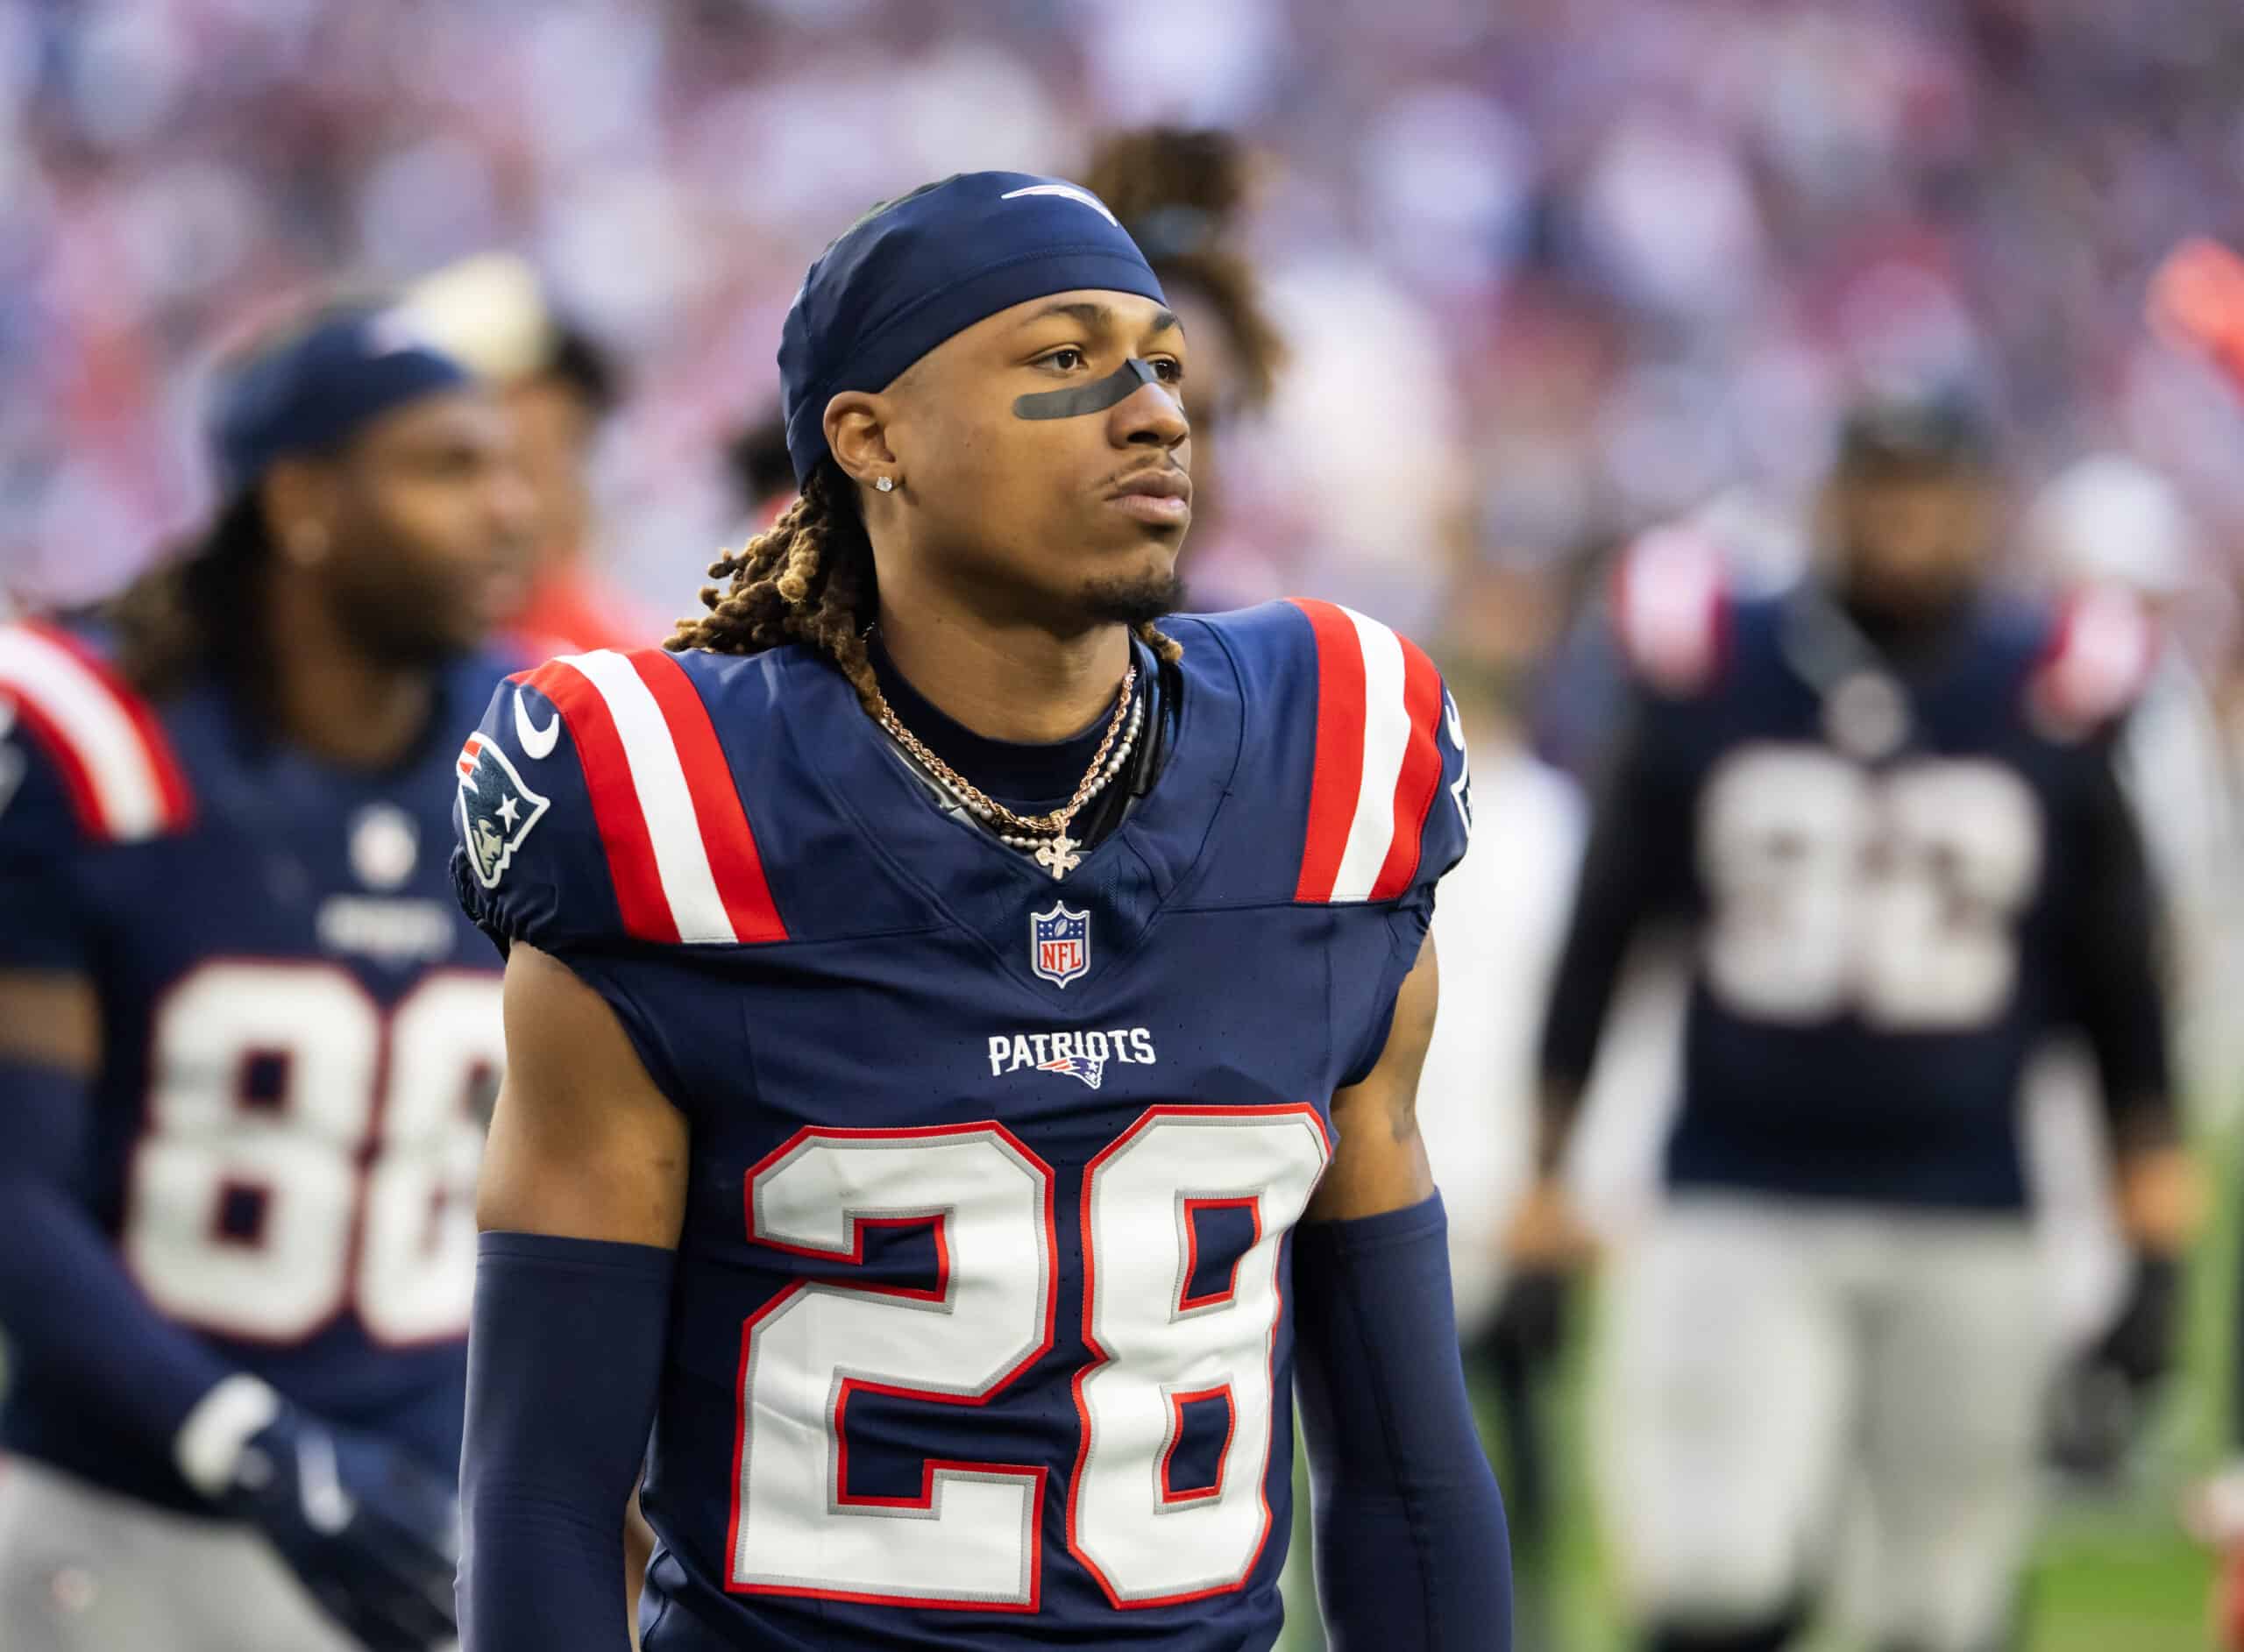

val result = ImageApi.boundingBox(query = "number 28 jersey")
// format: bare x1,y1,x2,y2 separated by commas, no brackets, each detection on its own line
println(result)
0,622,515,1509
452,601,1469,1650
1543,545,2169,1212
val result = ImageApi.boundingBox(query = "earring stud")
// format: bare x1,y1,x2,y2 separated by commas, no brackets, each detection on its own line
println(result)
875,476,895,493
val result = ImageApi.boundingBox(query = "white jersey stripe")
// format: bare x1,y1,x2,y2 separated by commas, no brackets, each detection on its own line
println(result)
557,650,738,944
1330,606,1412,902
0,626,168,840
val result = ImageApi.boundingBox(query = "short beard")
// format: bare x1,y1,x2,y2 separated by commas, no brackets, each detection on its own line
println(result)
330,574,478,669
1079,568,1184,629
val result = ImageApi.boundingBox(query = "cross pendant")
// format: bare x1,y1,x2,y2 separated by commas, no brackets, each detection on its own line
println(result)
1033,833,1081,880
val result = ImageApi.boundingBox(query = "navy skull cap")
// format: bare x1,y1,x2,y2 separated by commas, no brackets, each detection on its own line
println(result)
779,172,1168,486
211,301,473,497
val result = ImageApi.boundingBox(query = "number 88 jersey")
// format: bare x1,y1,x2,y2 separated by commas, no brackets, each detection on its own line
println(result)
0,622,515,1511
451,600,1470,1649
1573,540,2169,1212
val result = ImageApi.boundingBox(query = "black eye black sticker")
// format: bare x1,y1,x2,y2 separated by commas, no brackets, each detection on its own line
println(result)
1013,357,1166,420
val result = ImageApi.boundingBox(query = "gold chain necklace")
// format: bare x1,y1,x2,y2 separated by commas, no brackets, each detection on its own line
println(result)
870,667,1138,880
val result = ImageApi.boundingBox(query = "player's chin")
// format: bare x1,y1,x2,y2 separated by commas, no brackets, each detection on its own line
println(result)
1078,562,1185,629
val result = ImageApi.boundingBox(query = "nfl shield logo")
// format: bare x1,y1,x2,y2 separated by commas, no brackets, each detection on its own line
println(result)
1029,902,1090,989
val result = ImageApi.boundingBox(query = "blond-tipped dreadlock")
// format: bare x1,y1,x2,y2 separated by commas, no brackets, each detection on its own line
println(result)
669,463,1182,700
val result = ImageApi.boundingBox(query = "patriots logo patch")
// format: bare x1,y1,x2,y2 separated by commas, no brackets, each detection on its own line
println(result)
458,732,550,889
1037,1051,1106,1088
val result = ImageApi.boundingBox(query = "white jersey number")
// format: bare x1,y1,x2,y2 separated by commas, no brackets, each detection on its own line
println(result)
125,961,500,1344
1699,745,2042,1030
729,1108,1331,1611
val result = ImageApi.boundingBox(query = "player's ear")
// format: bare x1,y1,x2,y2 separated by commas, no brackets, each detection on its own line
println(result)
824,393,898,489
259,459,342,569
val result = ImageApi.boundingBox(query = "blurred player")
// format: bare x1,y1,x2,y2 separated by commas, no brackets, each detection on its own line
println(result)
1514,389,2191,1652
451,171,1509,1651
1083,127,1286,538
0,300,532,1650
409,253,649,653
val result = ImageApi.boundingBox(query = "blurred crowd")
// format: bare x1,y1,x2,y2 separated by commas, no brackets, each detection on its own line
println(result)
7,0,2244,653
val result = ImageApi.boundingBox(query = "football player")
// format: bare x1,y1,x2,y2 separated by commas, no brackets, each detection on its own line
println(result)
0,301,533,1650
451,173,1511,1651
1513,390,2191,1652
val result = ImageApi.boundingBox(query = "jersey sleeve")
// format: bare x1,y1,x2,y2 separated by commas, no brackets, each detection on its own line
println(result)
1283,598,1471,909
2026,584,2158,739
0,708,100,972
1255,600,1471,1087
0,622,195,973
449,668,631,960
451,649,795,1117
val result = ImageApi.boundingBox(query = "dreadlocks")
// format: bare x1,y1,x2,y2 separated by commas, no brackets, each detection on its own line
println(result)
1083,127,1287,410
669,462,1182,698
108,492,273,707
669,463,881,706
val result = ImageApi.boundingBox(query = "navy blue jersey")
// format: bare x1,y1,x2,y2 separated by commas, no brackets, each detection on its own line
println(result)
453,599,1470,1651
1540,546,2169,1211
0,620,518,1510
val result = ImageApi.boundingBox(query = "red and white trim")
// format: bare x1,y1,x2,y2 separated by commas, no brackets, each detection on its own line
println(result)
0,621,193,841
1289,599,1445,904
2028,583,2157,737
518,649,785,945
1612,525,1726,696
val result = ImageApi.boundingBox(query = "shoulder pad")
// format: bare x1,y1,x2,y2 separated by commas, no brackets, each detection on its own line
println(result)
2026,584,2157,738
455,647,787,951
0,621,194,845
1610,526,1728,697
1280,599,1468,904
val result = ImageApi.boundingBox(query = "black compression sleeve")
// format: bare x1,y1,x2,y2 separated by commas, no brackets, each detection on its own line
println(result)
2066,743,2174,1144
458,1232,673,1651
1537,703,1681,1088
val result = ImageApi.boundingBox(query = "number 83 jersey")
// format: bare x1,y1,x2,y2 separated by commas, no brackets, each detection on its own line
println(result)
1549,544,2170,1212
0,622,515,1510
452,600,1469,1650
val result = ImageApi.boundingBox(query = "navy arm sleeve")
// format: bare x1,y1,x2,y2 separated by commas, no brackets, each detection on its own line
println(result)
458,1234,671,1652
1296,1195,1513,1648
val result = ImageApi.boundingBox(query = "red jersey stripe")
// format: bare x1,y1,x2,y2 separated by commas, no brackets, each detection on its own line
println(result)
627,650,786,944
1367,635,1445,902
28,624,195,830
520,662,679,944
1289,599,1367,903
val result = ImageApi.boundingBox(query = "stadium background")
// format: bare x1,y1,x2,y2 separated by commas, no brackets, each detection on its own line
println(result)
8,1,2244,1647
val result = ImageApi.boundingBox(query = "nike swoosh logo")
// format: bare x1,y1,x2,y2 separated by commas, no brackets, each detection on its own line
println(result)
295,1429,357,1535
514,689,561,761
999,183,1118,225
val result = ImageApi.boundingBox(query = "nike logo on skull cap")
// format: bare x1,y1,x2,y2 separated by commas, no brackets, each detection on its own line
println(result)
999,183,1118,226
